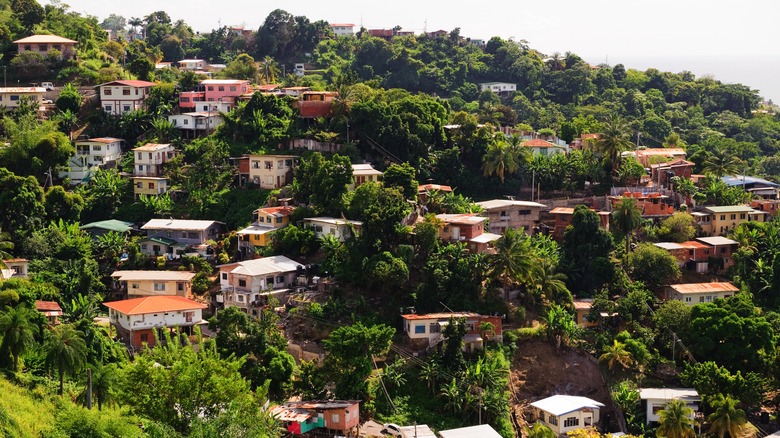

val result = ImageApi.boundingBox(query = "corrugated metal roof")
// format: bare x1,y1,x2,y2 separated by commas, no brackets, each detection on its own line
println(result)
573,299,593,310
530,395,605,417
142,219,221,231
639,388,700,401
401,312,483,320
97,80,156,87
14,34,77,44
669,282,739,294
224,255,302,277
696,236,738,246
110,270,196,282
103,296,206,315
132,143,173,152
303,217,363,226
436,213,486,225
0,87,45,93
470,232,501,243
418,184,452,192
476,199,547,210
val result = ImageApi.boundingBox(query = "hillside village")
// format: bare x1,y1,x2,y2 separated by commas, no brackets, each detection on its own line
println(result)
0,2,780,438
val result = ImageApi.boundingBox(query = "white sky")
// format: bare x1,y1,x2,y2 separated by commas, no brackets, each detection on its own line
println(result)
54,0,780,101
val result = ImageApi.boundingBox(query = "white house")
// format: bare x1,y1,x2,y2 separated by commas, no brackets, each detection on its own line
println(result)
349,163,383,190
218,255,303,317
478,82,516,97
639,388,700,424
178,59,207,71
401,312,503,352
62,137,123,183
530,395,604,436
666,282,739,305
97,80,157,115
140,219,224,259
1,259,28,280
0,87,45,110
104,295,207,349
302,217,362,241
168,111,223,134
329,23,355,36
132,143,176,177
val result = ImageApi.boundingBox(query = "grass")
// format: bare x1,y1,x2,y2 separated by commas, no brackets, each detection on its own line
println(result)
0,375,57,437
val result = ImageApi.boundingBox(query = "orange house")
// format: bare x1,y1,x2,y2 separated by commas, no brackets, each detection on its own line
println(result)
548,207,610,241
612,192,675,217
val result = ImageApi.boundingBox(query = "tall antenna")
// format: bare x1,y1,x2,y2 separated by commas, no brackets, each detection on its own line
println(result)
424,19,427,34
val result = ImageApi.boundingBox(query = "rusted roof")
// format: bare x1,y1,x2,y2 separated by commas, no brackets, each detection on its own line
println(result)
257,206,295,217
284,400,360,410
132,143,172,152
669,282,739,294
35,301,62,312
401,312,483,320
524,139,561,148
418,184,452,192
436,213,486,225
636,148,686,156
549,207,574,214
572,299,593,310
103,296,206,315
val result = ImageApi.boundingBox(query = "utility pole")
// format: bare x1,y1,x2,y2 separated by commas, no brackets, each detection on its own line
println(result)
86,368,93,409
531,170,535,202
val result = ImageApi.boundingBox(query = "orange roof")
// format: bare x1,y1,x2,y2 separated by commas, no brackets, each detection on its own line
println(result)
669,282,739,294
2,258,28,263
14,34,77,44
132,143,172,152
678,241,710,249
581,133,600,139
636,148,686,156
103,296,206,315
401,312,483,320
418,184,452,192
573,299,593,310
524,139,560,148
85,137,121,144
35,301,62,312
550,207,574,214
258,206,295,216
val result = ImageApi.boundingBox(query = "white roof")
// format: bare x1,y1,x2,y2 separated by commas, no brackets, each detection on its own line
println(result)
225,255,303,277
303,217,363,226
398,425,436,438
142,219,222,231
654,242,683,250
179,59,205,63
201,79,247,85
236,224,278,236
639,388,700,401
470,232,502,243
530,395,605,416
110,270,196,281
352,163,383,176
476,199,547,210
696,236,738,246
439,424,503,438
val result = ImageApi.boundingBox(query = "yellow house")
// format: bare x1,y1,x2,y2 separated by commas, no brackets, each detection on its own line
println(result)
701,205,767,236
132,176,169,200
239,154,297,189
348,163,383,190
110,270,196,299
573,299,598,327
236,206,295,256
0,87,45,110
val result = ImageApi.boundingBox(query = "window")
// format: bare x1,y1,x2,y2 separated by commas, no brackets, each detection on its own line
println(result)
138,165,145,171
706,295,713,302
154,283,165,291
123,105,131,112
181,97,190,102
38,44,47,51
548,415,558,426
429,323,440,333
137,153,142,160
276,275,284,283
688,249,694,255
276,217,283,224
720,247,726,254
332,413,339,423
278,160,284,169
564,417,579,427
182,232,188,238
731,214,736,220
414,325,426,334
699,296,705,303
518,209,532,215
230,86,236,91
720,215,726,220
218,86,225,91
188,232,198,239
177,283,184,291
141,244,148,250
184,119,189,125
237,294,244,302
266,217,272,223
740,213,746,219
265,161,273,169
24,45,31,51
252,161,260,168
104,88,112,95
207,86,214,91
222,273,227,280
92,145,102,151
238,279,246,287
685,296,692,302
148,182,154,189
131,283,139,289
136,182,142,188
122,88,131,95
10,95,18,101
140,333,149,342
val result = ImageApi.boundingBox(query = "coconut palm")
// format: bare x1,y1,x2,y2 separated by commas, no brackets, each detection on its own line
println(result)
599,340,633,373
0,305,36,372
482,136,520,183
702,145,742,178
612,196,642,254
44,324,87,395
260,56,281,84
708,394,747,438
78,363,117,410
55,109,78,140
526,422,557,438
128,17,143,37
596,113,633,168
486,227,535,299
0,228,14,278
530,257,570,305
657,399,695,438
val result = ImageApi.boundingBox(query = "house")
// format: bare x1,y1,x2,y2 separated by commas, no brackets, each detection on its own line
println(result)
349,164,383,190
179,89,205,109
436,213,501,253
401,312,503,352
523,139,567,156
218,256,303,316
417,183,452,199
97,80,157,115
573,299,598,327
132,143,176,177
700,205,766,236
570,133,600,151
194,101,234,113
104,296,207,349
548,207,610,241
650,158,694,188
110,270,196,299
13,34,77,60
132,176,169,201
722,175,780,198
293,91,337,118
611,192,674,217
439,424,503,438
236,206,295,254
35,301,62,325
80,219,135,237
666,282,739,305
639,388,700,424
281,86,312,97
178,59,207,71
201,79,251,104
237,154,297,189
329,23,355,36
751,199,780,216
530,395,604,436
633,148,687,167
62,137,123,183
302,217,362,241
476,199,548,235
168,111,223,136
0,87,45,110
695,236,738,270
478,82,517,98
653,241,712,273
140,219,225,259
270,400,360,436
1,259,29,280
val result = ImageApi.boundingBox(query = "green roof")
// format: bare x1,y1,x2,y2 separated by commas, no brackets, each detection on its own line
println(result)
138,236,178,246
704,206,754,213
80,219,134,233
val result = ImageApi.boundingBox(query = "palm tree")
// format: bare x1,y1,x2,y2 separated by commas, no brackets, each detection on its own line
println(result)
708,395,747,438
260,56,281,84
599,340,633,373
439,378,465,415
478,321,496,342
612,196,642,254
596,113,633,168
542,304,576,350
418,358,442,395
703,145,742,178
657,399,695,438
526,422,557,438
0,305,36,372
486,228,535,299
0,228,14,278
482,136,520,183
530,257,570,305
44,324,87,395
78,363,116,410
128,17,143,37
55,109,78,140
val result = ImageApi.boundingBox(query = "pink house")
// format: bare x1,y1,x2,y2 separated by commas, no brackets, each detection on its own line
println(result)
201,79,252,104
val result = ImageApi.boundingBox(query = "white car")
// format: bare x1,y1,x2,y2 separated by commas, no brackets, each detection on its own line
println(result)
41,82,54,91
383,423,403,437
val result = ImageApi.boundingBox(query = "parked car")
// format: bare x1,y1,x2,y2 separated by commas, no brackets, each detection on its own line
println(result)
41,82,54,91
383,423,403,438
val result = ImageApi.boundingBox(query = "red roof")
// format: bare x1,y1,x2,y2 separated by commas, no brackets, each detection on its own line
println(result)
35,301,62,312
103,296,206,315
98,80,157,88
573,299,593,310
524,139,560,148
401,312,483,320
669,282,739,294
258,206,295,216
549,207,575,214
